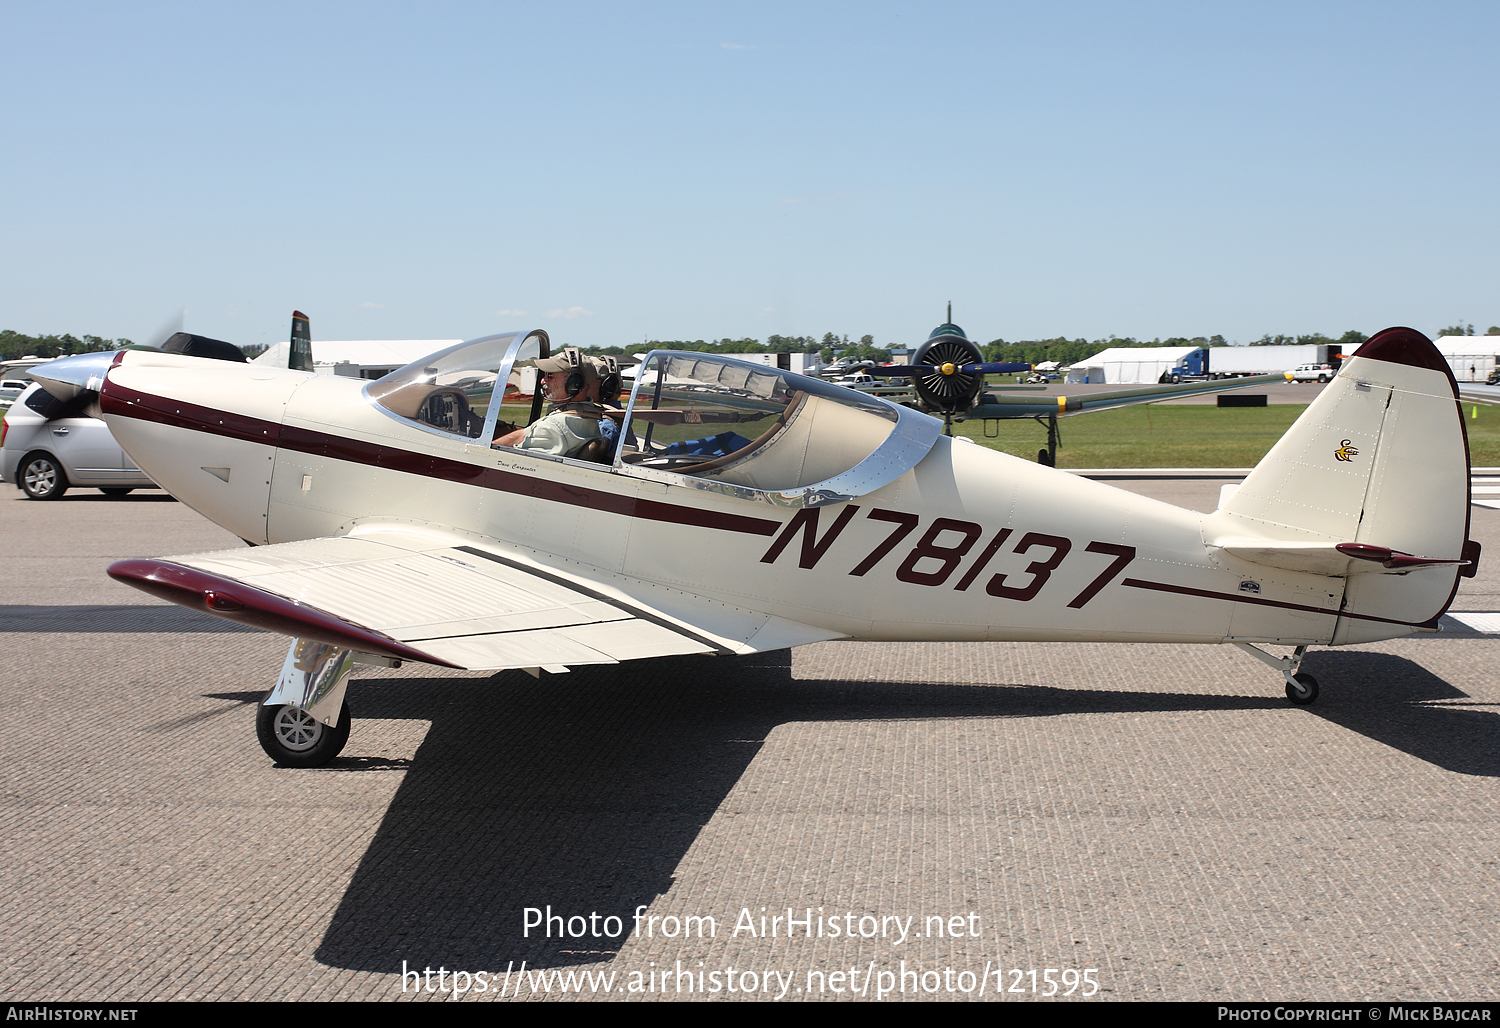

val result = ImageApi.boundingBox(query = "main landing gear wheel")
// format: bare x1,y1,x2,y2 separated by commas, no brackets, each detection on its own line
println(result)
1285,673,1319,705
256,699,351,767
21,454,68,500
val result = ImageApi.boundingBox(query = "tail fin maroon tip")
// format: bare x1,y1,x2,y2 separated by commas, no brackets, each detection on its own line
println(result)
1354,327,1456,393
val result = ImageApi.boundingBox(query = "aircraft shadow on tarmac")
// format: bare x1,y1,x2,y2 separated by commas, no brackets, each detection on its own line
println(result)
309,648,1500,973
1299,650,1500,778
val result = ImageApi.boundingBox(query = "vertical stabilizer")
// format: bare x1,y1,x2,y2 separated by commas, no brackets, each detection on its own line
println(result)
289,311,313,372
1209,327,1471,643
251,311,315,370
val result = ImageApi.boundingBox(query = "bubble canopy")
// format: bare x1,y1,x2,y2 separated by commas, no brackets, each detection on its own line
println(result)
617,351,940,507
364,338,940,507
365,330,549,440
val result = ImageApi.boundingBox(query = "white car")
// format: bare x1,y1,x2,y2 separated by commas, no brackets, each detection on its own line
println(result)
1291,363,1336,383
0,379,28,412
1,383,157,499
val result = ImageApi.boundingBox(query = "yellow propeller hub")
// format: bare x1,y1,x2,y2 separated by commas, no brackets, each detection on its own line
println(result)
940,362,958,376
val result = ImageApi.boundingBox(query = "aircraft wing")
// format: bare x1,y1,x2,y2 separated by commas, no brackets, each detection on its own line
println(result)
970,372,1294,419
1458,382,1500,406
108,525,833,672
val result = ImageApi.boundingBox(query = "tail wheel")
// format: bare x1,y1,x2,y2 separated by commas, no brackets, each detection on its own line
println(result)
1285,673,1319,705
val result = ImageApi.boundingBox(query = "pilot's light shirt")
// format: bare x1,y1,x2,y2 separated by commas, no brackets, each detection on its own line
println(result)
518,411,601,457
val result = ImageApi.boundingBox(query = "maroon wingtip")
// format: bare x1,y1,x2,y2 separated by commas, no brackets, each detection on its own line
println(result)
1352,327,1458,396
107,558,456,668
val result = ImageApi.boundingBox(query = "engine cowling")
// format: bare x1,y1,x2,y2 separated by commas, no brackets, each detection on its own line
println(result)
910,332,985,415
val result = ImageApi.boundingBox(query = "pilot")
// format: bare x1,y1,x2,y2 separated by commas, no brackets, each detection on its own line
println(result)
493,348,603,457
589,354,631,457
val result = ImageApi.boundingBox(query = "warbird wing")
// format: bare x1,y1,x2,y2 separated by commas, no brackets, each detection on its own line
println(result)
973,373,1293,419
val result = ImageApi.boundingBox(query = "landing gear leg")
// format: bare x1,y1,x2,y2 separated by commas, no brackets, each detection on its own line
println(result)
1233,642,1319,705
1032,413,1059,466
257,639,358,766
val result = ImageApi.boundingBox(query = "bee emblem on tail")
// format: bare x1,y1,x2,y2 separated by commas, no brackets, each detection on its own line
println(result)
1334,439,1359,462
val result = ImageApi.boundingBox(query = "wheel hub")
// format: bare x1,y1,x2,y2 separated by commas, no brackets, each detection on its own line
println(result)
24,462,57,493
272,706,324,752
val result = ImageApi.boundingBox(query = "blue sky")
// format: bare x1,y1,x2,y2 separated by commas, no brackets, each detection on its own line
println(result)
2,1,1496,349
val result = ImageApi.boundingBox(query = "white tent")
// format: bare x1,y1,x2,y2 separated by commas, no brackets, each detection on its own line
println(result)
1082,346,1200,384
1434,336,1500,383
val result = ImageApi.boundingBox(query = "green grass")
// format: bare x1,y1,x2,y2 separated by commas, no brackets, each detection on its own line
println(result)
949,402,1500,468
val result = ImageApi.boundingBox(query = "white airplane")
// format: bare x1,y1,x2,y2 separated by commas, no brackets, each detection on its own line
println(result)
31,325,1477,767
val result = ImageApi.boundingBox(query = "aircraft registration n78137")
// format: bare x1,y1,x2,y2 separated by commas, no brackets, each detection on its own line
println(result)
28,325,1479,766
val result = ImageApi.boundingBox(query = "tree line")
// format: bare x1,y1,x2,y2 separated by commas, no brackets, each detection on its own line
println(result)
581,332,890,364
1,330,132,362
8,322,1499,368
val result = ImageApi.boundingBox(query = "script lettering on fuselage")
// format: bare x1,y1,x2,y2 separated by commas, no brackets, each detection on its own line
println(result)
759,506,1136,609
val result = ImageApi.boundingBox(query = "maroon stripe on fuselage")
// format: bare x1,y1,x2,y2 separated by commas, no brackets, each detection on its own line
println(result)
102,381,780,536
101,381,282,445
1122,577,1440,629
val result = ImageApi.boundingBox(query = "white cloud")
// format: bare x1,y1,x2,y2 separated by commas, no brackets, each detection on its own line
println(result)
720,42,754,49
361,302,384,309
544,306,594,319
495,308,528,316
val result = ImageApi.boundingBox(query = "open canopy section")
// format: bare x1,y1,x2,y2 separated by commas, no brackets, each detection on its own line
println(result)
618,351,939,506
365,330,549,440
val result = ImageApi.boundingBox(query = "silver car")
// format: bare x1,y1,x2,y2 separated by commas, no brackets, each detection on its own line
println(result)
0,384,157,499
0,379,28,412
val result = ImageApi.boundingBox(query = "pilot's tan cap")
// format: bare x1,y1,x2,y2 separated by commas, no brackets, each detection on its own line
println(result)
535,348,597,382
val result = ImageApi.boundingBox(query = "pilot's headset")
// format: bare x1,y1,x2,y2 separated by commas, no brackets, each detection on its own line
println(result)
539,348,595,401
591,355,623,403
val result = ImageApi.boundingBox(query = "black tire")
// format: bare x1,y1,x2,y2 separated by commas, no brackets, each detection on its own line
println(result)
256,699,352,767
1170,373,1181,384
20,452,68,500
1317,375,1328,384
1286,673,1319,705
99,487,134,497
1037,448,1054,467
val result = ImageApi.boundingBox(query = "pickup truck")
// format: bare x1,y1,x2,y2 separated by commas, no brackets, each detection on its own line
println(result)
1290,363,1336,383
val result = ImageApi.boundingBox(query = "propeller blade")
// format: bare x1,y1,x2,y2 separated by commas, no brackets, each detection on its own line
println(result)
143,308,187,350
869,361,1030,376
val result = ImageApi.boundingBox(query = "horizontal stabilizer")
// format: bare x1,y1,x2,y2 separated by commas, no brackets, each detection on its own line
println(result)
1215,539,1469,577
